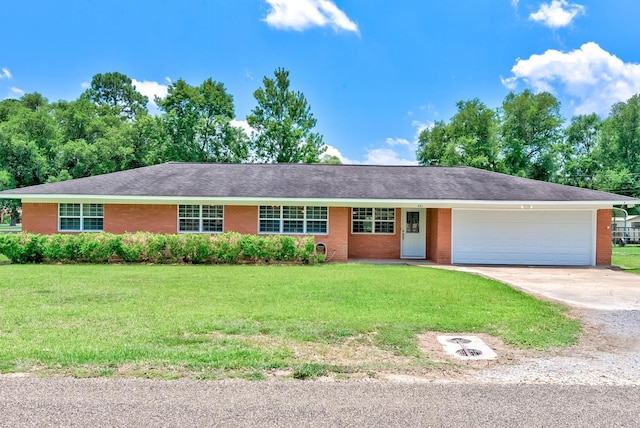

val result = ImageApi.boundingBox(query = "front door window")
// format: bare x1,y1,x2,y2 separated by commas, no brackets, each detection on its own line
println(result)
406,211,419,233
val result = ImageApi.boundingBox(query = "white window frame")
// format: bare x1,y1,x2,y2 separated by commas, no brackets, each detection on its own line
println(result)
58,203,104,232
258,206,329,235
178,204,224,233
351,207,396,235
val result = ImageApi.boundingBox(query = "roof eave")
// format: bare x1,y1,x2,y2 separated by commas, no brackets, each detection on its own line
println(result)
9,194,637,209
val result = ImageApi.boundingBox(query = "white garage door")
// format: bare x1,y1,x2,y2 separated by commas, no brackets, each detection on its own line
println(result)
452,210,595,266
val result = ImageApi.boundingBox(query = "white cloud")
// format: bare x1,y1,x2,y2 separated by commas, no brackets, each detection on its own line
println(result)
411,120,430,138
131,79,169,107
0,68,12,79
323,144,357,164
263,0,359,33
230,119,254,136
529,0,585,28
502,42,640,115
9,87,24,97
363,121,424,165
81,81,90,89
385,137,412,147
364,148,417,165
511,0,520,8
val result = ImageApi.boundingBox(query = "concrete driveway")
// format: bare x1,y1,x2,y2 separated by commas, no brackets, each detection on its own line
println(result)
443,266,640,310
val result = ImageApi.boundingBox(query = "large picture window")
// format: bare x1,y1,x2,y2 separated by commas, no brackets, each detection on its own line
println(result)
59,203,104,231
178,204,223,233
259,206,328,234
352,208,395,234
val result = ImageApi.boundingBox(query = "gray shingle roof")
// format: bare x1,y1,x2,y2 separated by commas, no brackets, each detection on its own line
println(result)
0,162,635,202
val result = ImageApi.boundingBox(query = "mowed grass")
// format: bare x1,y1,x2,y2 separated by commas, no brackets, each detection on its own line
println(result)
0,264,579,378
0,224,21,233
612,245,640,271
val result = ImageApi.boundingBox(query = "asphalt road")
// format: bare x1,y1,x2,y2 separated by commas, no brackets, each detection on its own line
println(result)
1,377,639,427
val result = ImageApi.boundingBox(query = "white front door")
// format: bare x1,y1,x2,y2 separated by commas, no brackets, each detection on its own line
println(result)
401,208,426,258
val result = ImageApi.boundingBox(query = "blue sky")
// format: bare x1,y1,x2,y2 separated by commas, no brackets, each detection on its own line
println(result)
3,0,640,164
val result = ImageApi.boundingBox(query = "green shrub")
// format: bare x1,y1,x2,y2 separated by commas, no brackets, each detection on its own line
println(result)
0,232,320,265
276,236,297,261
78,233,121,263
0,233,44,263
117,233,146,262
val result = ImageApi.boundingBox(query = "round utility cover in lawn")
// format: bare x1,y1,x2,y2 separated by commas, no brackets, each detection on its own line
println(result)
451,210,594,266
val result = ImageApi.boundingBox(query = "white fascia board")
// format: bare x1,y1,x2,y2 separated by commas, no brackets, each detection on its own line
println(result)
14,194,636,209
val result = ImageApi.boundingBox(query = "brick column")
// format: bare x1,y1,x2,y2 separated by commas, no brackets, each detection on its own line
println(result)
428,208,451,264
595,209,612,266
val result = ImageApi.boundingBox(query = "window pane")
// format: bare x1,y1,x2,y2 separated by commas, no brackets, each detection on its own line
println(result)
60,218,81,230
375,221,394,234
375,208,395,221
83,203,103,217
202,219,223,232
202,205,223,219
306,206,327,220
59,203,80,217
352,220,373,233
283,206,304,219
259,219,280,233
307,220,327,234
179,205,200,218
283,220,304,233
259,206,281,219
179,218,200,232
83,218,104,231
352,208,372,221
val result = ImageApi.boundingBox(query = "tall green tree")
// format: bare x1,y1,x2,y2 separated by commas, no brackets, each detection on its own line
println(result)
499,90,564,181
158,78,249,163
83,72,149,121
594,94,640,196
558,114,602,188
247,67,325,163
416,99,499,170
598,95,640,172
416,121,452,166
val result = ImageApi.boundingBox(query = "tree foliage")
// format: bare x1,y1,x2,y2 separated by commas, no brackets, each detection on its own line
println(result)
247,68,326,163
158,78,249,162
0,68,327,212
499,90,564,181
83,72,149,121
5,67,640,202
417,99,498,169
417,90,640,197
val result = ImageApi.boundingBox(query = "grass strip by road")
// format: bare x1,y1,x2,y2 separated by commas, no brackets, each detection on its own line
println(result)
0,264,579,379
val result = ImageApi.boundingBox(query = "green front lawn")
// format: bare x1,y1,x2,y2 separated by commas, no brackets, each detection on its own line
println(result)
612,245,640,271
0,264,579,379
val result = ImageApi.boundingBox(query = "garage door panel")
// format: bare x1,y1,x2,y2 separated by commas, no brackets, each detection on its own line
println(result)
452,210,594,266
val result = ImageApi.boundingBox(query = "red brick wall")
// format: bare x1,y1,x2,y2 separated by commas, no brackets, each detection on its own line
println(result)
104,204,177,234
319,207,349,262
348,208,400,259
21,202,58,234
224,206,258,234
427,208,451,264
596,208,612,266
